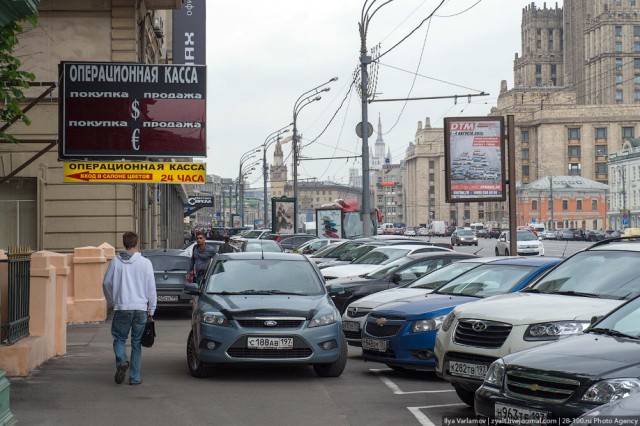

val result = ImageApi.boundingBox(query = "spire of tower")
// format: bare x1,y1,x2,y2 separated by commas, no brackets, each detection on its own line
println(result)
376,113,384,144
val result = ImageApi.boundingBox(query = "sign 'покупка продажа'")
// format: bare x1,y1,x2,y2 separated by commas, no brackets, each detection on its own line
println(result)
58,62,206,160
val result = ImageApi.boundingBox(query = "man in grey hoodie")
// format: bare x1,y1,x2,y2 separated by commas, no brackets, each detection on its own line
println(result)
103,231,157,385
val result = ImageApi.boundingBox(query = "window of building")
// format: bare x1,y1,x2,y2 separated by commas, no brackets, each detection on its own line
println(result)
536,39,542,49
616,26,623,37
595,127,607,139
616,73,624,84
569,163,581,176
616,0,622,6
548,39,554,50
522,165,530,176
592,199,598,211
536,78,542,87
551,64,557,74
429,186,435,194
636,42,640,53
635,74,640,84
568,146,581,157
577,199,583,211
429,173,434,182
596,163,608,174
636,26,640,37
429,160,434,169
636,88,640,101
633,0,637,6
537,29,541,36
623,126,635,138
548,29,553,38
551,77,557,86
635,58,640,68
535,64,542,74
522,148,529,159
596,145,608,156
616,89,624,103
0,178,37,249
532,200,538,211
562,200,569,210
521,131,529,142
568,128,580,140
616,41,623,52
617,58,624,69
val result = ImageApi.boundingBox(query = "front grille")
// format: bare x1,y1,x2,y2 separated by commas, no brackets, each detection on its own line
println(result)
236,319,304,328
363,349,396,359
506,369,580,403
454,319,512,348
343,330,361,340
369,312,406,321
518,252,539,256
227,348,313,358
365,322,402,337
347,309,369,318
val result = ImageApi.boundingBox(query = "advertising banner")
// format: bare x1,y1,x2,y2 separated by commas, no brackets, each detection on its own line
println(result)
58,62,206,160
444,117,506,203
316,209,343,239
272,198,296,235
63,161,205,184
172,0,206,65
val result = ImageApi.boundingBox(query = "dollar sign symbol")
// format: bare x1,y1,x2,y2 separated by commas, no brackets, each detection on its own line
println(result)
131,99,140,120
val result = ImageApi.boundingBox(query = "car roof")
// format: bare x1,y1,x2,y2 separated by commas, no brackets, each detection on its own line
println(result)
216,252,309,261
141,249,188,256
404,252,478,260
454,256,562,266
370,244,444,250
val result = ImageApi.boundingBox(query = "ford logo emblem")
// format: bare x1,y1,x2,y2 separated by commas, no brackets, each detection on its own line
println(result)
264,320,278,327
472,321,488,332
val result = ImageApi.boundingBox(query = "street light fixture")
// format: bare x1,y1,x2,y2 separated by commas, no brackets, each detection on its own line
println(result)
292,77,338,233
263,124,292,227
239,147,261,227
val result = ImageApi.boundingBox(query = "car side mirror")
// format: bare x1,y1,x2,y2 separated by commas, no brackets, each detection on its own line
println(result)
590,315,602,326
391,273,402,284
327,284,345,295
499,237,506,242
183,283,200,295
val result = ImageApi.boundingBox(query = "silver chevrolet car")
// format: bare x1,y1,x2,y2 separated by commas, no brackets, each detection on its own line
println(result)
184,252,348,378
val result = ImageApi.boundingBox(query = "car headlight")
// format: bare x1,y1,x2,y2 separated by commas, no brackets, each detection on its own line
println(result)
484,358,506,388
441,312,456,332
309,312,337,328
581,379,640,404
411,315,446,333
524,321,589,341
201,313,231,327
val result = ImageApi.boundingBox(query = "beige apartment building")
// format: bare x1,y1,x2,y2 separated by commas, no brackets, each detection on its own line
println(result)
1,0,190,251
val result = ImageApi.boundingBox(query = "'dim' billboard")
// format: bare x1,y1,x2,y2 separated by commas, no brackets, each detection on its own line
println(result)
58,61,206,160
444,117,506,203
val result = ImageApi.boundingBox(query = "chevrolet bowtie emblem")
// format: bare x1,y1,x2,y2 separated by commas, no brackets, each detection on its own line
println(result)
528,383,541,392
376,318,387,326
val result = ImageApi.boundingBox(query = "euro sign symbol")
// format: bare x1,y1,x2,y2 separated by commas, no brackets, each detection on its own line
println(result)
131,100,140,120
131,128,140,150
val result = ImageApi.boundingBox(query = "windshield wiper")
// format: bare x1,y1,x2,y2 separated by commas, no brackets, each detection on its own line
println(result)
217,289,302,295
547,290,601,298
589,327,639,340
522,288,543,293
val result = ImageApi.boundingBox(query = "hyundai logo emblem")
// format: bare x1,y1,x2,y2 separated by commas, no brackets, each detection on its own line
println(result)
347,307,357,315
264,320,278,327
472,321,488,332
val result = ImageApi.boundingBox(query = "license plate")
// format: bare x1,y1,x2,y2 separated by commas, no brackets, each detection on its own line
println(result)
342,321,360,332
362,338,388,352
495,403,548,424
157,295,179,302
449,361,489,379
247,337,293,350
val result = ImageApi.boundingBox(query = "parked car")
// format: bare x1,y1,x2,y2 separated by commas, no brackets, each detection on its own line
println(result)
361,257,561,372
403,227,417,237
418,227,429,236
495,230,544,256
232,238,283,253
321,244,453,281
183,252,347,378
570,392,640,425
308,240,368,265
476,294,640,422
487,227,503,239
326,252,476,315
583,229,601,242
435,237,640,407
233,229,272,239
263,233,318,252
451,229,478,246
556,229,574,241
293,238,344,254
141,249,192,309
316,242,390,269
341,256,485,346
540,229,558,240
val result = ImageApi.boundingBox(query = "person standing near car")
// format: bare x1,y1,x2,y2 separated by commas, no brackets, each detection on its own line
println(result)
188,231,217,284
218,235,235,254
102,231,156,385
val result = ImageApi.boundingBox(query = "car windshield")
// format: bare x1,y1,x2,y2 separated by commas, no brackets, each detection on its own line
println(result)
529,251,640,299
242,230,265,239
311,243,339,257
339,244,375,261
245,241,282,252
205,259,324,295
588,296,640,339
330,242,364,259
515,230,537,241
364,257,414,279
352,248,410,265
457,230,475,237
146,255,190,271
405,262,481,289
435,264,537,297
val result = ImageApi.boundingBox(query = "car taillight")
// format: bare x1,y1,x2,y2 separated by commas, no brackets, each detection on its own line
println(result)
275,236,281,242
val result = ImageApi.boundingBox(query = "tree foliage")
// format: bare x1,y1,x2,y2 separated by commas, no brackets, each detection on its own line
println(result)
0,16,37,143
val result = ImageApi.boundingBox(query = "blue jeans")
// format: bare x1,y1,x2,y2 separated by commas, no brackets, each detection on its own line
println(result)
111,310,147,383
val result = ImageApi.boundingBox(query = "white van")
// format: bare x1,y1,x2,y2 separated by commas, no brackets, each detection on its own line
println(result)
380,223,396,235
428,221,446,236
528,223,545,235
469,222,484,232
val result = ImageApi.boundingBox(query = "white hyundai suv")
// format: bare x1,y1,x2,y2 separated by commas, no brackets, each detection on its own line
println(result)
435,238,640,407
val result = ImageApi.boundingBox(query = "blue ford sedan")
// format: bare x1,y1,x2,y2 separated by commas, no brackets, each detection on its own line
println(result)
184,252,347,378
361,256,562,371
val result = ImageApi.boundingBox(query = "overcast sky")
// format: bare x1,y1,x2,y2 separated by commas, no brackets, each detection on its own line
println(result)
206,0,549,186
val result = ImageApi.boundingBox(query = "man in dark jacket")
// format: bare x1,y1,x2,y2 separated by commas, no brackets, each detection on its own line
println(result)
218,236,235,254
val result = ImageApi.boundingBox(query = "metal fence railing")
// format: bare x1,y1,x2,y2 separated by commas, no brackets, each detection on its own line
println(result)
1,246,31,345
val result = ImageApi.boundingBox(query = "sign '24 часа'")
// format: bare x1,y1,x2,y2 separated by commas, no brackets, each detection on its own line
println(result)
58,62,206,160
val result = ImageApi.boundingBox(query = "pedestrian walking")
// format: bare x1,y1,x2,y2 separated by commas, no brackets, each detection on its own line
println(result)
218,235,235,254
188,231,218,285
102,231,156,385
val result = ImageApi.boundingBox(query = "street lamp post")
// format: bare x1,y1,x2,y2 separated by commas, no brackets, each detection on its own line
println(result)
536,164,554,230
263,124,292,228
239,148,261,227
292,77,338,233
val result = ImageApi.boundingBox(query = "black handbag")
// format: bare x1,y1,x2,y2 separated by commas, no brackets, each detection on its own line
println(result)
141,319,156,348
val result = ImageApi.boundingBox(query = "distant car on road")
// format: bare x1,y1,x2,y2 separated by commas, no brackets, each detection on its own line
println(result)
540,229,558,240
232,238,283,253
495,230,544,256
451,229,478,246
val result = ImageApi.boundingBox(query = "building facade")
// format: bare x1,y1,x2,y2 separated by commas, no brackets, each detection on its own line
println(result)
608,138,640,229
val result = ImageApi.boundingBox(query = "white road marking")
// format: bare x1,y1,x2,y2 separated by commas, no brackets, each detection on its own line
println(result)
408,404,467,426
370,368,456,395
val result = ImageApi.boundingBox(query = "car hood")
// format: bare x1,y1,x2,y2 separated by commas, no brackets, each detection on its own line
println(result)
349,288,433,309
452,293,624,325
505,334,640,379
205,294,330,319
372,293,480,318
322,264,379,279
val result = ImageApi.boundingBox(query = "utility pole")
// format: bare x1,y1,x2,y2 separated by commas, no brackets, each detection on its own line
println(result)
359,13,372,237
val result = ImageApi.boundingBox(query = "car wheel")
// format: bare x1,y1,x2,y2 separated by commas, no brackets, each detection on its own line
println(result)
504,249,509,256
495,248,499,256
187,330,210,378
475,243,478,246
454,385,475,407
313,336,348,377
